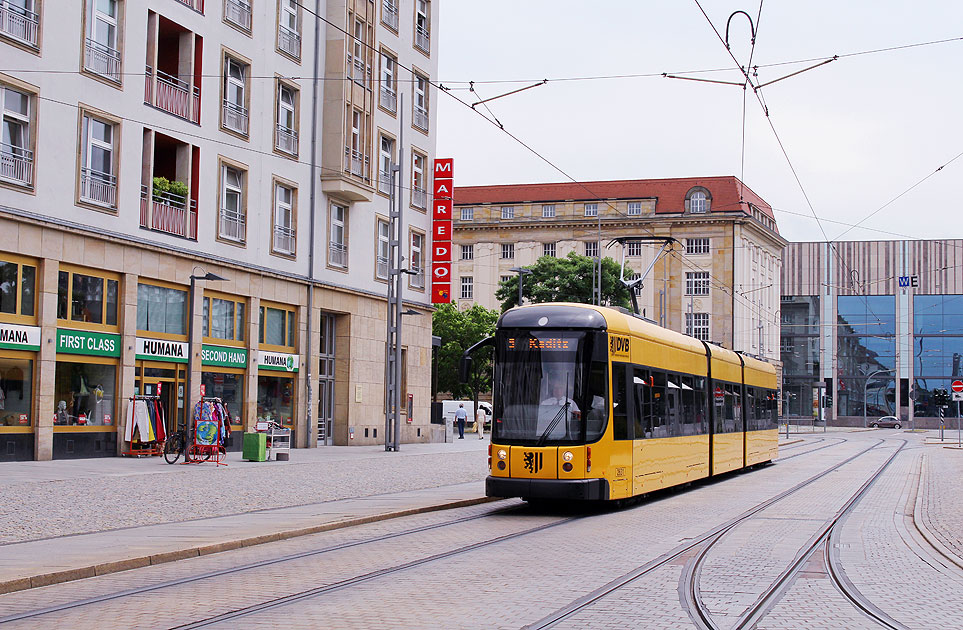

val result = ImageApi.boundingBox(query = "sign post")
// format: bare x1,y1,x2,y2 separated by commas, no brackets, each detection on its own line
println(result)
954,381,963,447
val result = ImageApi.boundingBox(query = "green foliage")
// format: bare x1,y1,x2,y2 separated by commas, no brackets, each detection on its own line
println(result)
152,176,189,207
494,252,633,312
432,303,499,399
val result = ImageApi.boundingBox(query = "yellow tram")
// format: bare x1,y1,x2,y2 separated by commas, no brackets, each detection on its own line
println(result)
476,303,779,502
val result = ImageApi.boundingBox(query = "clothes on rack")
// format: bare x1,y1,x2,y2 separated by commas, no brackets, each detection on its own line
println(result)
192,399,232,446
124,398,167,443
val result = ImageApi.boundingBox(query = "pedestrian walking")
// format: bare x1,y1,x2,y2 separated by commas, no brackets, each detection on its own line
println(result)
476,405,486,439
454,403,467,439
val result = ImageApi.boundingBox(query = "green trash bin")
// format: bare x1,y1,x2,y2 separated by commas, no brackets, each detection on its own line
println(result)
243,432,267,461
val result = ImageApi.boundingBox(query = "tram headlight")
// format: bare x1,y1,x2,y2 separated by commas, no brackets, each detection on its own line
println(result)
497,449,507,460
562,451,574,462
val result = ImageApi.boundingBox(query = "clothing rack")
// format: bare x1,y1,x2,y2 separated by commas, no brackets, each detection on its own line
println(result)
122,395,166,457
190,397,230,466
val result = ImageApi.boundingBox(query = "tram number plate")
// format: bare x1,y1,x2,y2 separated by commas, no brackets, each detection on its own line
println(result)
615,466,627,478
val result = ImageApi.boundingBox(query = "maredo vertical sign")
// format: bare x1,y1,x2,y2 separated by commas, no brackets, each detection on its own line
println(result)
431,158,454,303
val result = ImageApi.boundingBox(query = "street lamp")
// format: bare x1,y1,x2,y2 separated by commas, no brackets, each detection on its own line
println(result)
187,270,227,441
863,368,896,428
509,267,532,307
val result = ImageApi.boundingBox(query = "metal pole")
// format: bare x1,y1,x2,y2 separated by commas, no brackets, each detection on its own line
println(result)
518,272,523,307
186,275,195,443
393,105,404,453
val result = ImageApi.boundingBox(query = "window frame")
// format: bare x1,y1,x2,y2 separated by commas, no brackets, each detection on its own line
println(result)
258,300,297,351
541,204,555,218
627,201,642,216
378,48,398,114
378,132,395,196
460,206,473,221
375,215,389,281
0,77,37,190
217,157,247,245
0,253,38,324
276,0,301,61
328,202,348,271
135,279,188,340
584,241,599,258
76,106,119,211
274,78,299,157
410,149,427,210
412,70,428,132
686,238,710,255
270,177,297,258
413,0,429,55
202,290,246,346
584,203,598,217
460,275,473,301
685,312,710,341
686,188,711,214
409,230,425,290
220,49,251,138
56,264,121,332
500,243,514,260
685,271,710,296
82,0,123,86
500,206,514,220
543,242,556,258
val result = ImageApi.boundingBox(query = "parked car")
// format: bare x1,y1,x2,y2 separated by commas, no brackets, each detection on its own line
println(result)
872,416,902,429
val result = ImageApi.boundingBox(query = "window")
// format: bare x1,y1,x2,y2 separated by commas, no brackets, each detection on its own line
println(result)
413,73,428,131
219,163,246,242
203,294,245,342
461,244,473,261
460,206,473,221
460,276,472,300
224,0,251,31
584,241,598,258
136,283,186,335
350,17,367,85
543,242,556,258
410,232,424,288
1,84,33,187
379,135,394,194
1,0,40,48
414,0,429,53
500,275,511,285
222,55,249,135
0,257,36,319
277,0,300,58
380,52,397,112
346,108,365,177
381,0,398,30
686,312,710,341
259,304,296,348
542,204,555,218
273,182,296,255
411,151,426,208
57,268,118,327
376,218,389,280
500,206,514,219
79,111,117,208
627,201,642,216
84,0,121,82
584,203,598,217
686,238,710,255
626,242,642,257
501,243,514,259
687,189,710,213
329,203,347,268
685,272,710,296
275,82,298,155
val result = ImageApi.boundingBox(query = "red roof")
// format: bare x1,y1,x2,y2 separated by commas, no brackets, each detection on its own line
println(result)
453,176,775,221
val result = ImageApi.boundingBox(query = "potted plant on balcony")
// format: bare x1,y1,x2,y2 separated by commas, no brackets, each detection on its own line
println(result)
152,176,189,209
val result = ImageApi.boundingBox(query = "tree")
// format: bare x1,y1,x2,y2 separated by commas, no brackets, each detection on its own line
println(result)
432,303,499,400
495,252,633,312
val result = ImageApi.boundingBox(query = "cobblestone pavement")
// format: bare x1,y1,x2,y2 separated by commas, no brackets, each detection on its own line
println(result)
917,444,963,562
1,430,960,629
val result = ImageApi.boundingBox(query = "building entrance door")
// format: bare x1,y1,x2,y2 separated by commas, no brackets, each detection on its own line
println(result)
318,313,336,445
135,361,187,435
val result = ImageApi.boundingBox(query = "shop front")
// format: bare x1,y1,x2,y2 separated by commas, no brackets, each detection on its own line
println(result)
134,337,188,437
257,350,298,430
0,323,39,461
54,328,120,458
201,343,247,450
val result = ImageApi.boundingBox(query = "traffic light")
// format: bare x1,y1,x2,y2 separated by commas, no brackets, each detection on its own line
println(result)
933,389,950,407
823,393,833,409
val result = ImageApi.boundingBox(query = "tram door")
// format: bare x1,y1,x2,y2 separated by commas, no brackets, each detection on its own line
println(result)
135,362,186,435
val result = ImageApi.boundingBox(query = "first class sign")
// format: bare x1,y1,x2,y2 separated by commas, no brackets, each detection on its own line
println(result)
431,157,453,303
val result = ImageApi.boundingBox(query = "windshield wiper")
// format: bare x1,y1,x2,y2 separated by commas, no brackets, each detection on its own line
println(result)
536,403,568,446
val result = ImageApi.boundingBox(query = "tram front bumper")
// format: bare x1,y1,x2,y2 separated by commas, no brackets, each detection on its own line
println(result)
486,476,609,501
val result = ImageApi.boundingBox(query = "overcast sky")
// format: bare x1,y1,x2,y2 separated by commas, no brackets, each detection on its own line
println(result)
435,1,963,244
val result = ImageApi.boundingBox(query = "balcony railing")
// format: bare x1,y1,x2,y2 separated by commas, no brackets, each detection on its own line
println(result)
174,0,204,12
381,0,398,30
224,0,251,30
410,266,425,288
329,242,346,267
275,124,298,155
0,144,33,187
415,25,430,53
145,66,200,124
218,206,246,242
346,54,370,85
413,105,428,131
378,170,392,195
343,146,369,179
278,24,300,58
411,186,426,209
0,3,39,47
273,224,296,254
380,85,396,112
222,99,249,135
80,167,117,207
139,184,197,240
84,38,122,83
376,255,389,280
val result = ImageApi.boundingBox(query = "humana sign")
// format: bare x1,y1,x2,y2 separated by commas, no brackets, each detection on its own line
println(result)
258,350,299,372
136,337,188,363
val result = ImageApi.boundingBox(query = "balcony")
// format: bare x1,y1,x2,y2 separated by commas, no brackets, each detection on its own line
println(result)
145,66,200,123
273,224,295,255
329,242,346,267
411,186,426,209
275,124,298,156
218,206,246,242
376,255,389,280
346,54,370,86
139,185,197,240
0,144,33,187
221,99,249,135
80,167,117,207
413,105,428,131
381,0,398,30
84,39,122,83
343,146,368,179
224,0,250,31
380,85,396,112
173,0,204,12
415,25,430,53
0,3,39,48
278,24,300,58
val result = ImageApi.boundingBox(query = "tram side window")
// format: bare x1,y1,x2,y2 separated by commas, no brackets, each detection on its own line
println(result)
732,384,744,432
632,368,651,439
680,375,697,435
746,388,756,430
718,383,736,433
665,374,684,437
767,389,779,430
693,376,708,434
612,363,630,440
651,371,668,438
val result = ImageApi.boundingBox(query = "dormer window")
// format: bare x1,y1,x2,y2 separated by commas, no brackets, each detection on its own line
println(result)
686,188,711,214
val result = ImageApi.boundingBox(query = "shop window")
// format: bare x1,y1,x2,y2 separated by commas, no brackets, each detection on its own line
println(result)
0,356,32,427
57,268,119,327
259,304,296,349
0,257,36,320
136,283,187,335
201,371,243,427
258,373,293,427
54,360,115,426
203,294,245,343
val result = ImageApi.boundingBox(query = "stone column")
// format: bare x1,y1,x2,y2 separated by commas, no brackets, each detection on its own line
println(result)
35,256,59,461
117,273,139,454
245,295,260,432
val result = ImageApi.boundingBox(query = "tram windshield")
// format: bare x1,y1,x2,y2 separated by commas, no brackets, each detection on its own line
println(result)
492,329,608,445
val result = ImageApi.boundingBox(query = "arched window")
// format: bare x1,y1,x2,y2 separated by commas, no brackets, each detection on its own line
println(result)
686,188,711,214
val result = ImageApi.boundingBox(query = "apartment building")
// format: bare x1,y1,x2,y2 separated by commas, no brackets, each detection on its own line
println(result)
452,177,787,362
0,0,438,461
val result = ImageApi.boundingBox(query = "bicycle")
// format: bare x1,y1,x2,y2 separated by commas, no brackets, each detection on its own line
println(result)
163,426,212,464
